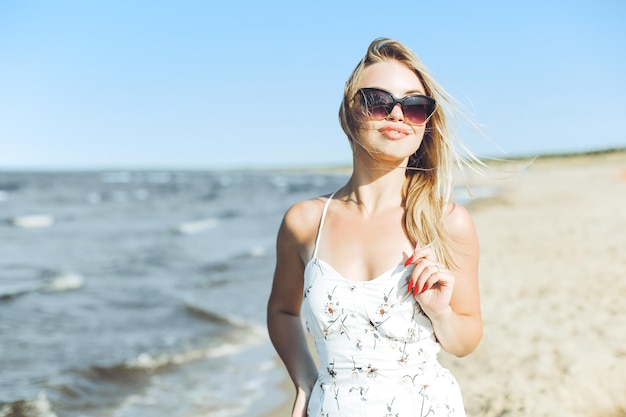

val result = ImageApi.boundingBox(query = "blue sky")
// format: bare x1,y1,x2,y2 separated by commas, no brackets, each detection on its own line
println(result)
1,0,624,170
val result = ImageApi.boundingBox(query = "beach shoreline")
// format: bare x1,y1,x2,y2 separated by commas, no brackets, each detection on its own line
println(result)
259,150,626,417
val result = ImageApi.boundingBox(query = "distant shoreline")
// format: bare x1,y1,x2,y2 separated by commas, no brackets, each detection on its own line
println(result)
264,146,626,174
482,146,626,163
1,147,624,174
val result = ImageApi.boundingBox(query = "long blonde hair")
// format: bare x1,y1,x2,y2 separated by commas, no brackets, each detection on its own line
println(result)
339,37,474,269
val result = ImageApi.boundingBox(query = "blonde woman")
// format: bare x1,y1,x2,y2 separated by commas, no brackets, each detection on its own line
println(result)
267,38,482,417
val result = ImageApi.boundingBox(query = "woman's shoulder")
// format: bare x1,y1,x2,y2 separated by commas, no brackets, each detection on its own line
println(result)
445,202,477,240
280,194,330,243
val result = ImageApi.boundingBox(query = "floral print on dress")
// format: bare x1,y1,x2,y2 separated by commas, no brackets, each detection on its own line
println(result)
302,258,466,417
302,196,465,416
320,285,352,340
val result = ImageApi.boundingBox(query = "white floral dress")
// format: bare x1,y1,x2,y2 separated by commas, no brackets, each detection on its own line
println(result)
302,194,466,417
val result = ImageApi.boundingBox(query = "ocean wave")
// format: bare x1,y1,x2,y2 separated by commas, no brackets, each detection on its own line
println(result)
174,218,218,234
196,245,272,290
269,174,331,194
0,265,41,300
106,303,267,373
247,245,266,257
182,302,263,332
100,171,132,184
123,336,264,372
10,215,55,228
46,324,268,415
76,316,264,376
0,270,83,301
200,261,230,274
0,393,58,417
85,187,152,204
0,180,21,192
40,273,84,292
0,290,30,301
218,209,240,219
230,245,269,262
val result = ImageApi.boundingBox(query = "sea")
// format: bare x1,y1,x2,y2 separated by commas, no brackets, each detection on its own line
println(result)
0,168,479,417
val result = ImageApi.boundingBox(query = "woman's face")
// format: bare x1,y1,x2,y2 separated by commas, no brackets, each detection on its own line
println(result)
353,60,428,165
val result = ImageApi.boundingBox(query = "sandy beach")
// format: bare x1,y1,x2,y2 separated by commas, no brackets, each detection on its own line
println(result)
261,150,626,417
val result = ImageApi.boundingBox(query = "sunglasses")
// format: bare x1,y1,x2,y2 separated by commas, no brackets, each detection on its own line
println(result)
356,88,436,125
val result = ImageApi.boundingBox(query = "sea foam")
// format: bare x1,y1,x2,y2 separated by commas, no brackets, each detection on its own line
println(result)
11,215,54,228
174,218,218,234
40,273,84,292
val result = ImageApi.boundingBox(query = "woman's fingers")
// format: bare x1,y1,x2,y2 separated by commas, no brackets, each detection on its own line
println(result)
413,264,439,295
406,242,425,291
404,241,435,267
408,259,445,296
404,241,420,267
405,242,444,294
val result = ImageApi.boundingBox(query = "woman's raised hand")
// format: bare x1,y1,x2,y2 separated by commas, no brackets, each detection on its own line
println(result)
405,242,454,317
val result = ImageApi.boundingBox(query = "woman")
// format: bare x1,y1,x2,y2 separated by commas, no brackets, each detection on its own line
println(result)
267,37,482,417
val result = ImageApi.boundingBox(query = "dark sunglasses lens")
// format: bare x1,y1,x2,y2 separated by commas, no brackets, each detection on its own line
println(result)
359,89,434,124
403,97,434,124
360,90,393,119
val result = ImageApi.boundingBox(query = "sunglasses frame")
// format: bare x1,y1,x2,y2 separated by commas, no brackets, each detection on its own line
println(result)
356,88,436,125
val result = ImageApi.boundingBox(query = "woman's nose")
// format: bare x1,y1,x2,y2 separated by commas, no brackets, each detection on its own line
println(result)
385,103,404,122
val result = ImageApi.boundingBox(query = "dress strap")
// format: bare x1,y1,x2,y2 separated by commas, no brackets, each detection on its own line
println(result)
311,192,336,260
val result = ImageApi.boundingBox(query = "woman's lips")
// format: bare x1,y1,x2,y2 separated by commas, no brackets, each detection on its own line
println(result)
378,125,411,140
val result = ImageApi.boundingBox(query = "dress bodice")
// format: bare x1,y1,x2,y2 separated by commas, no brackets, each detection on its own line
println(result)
302,256,441,386
300,194,466,416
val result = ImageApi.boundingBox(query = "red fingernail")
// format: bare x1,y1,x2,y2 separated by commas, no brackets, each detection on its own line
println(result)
413,285,420,296
407,280,414,292
419,286,428,294
404,255,415,267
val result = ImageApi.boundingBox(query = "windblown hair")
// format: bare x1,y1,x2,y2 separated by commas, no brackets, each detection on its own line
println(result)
339,37,474,269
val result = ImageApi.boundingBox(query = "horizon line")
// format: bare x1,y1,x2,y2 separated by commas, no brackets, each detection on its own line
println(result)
1,146,624,173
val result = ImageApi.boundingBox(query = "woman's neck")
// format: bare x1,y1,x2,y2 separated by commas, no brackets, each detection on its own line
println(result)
340,160,407,217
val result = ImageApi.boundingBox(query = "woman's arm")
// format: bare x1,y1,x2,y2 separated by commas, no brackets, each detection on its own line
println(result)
407,203,482,357
267,202,319,416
